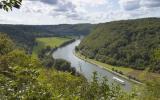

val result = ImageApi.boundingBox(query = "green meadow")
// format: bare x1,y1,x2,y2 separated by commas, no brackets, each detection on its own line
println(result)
32,37,71,57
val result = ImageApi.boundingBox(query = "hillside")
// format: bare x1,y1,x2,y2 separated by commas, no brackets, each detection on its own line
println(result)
0,24,92,51
78,18,160,73
0,24,92,36
0,23,160,100
0,33,135,100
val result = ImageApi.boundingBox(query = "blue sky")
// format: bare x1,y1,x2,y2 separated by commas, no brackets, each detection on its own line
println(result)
0,0,160,25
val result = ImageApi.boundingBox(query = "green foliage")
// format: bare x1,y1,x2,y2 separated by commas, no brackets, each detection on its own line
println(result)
153,48,160,61
38,46,78,75
0,33,52,99
0,35,52,99
1,33,134,99
137,79,160,100
54,59,71,71
38,70,134,100
1,31,160,99
0,0,22,11
38,68,85,99
0,24,92,52
32,37,78,75
0,33,14,55
32,37,71,57
53,59,77,75
79,18,160,72
78,72,135,100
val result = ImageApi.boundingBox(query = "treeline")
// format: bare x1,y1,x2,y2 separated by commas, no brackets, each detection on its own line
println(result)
50,39,76,54
59,39,76,48
78,18,160,73
0,24,92,52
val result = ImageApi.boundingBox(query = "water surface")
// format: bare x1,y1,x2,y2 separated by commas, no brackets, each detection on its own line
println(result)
52,39,132,91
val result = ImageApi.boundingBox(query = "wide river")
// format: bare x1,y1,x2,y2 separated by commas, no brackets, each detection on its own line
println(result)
53,39,132,91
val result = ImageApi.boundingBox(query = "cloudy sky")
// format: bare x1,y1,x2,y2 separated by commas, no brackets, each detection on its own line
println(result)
0,0,160,25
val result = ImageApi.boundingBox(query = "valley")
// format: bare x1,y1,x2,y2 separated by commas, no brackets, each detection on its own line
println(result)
0,18,160,99
0,0,160,99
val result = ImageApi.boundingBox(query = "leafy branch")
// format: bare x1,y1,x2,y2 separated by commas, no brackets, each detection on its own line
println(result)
0,0,22,11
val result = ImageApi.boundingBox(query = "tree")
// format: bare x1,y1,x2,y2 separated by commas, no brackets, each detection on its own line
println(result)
0,0,22,11
0,33,52,99
0,33,14,56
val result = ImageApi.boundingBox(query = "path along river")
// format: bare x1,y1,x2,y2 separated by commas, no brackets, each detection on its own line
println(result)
53,39,133,91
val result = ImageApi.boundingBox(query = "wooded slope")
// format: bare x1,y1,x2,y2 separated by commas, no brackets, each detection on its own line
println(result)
78,18,160,72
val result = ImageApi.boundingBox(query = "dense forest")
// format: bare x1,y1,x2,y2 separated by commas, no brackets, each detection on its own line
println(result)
78,18,160,73
0,24,92,51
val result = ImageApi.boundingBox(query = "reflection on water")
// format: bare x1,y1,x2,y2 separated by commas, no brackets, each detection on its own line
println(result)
52,39,132,91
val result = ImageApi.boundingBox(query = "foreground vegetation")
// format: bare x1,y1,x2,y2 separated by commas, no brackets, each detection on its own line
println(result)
1,2,160,99
78,18,160,73
0,32,160,99
0,33,130,99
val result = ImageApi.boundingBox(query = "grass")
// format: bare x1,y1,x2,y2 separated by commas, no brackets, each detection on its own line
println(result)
32,37,71,57
75,52,132,74
75,52,160,83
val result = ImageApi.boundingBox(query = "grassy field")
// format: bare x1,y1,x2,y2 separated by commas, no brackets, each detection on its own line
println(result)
75,52,160,82
32,37,71,57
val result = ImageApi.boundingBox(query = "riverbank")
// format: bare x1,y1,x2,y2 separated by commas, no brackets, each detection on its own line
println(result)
50,39,76,54
32,37,73,57
74,52,143,85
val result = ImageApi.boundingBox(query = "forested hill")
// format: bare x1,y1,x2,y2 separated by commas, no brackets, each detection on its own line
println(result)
0,24,92,36
78,18,160,73
0,24,92,51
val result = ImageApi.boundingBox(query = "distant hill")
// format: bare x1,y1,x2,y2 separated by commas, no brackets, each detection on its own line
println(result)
0,24,92,36
0,24,92,51
78,18,160,73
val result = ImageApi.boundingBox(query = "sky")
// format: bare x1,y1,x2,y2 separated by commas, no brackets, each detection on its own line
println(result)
0,0,160,25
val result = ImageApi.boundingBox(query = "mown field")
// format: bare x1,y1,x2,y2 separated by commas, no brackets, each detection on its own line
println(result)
32,37,71,57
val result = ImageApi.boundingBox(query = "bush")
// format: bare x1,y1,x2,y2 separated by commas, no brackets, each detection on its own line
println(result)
119,71,124,75
54,59,77,75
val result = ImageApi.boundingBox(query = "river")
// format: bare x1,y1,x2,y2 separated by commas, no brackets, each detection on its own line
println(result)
52,39,132,91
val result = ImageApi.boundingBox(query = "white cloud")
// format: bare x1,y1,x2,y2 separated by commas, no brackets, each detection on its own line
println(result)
0,0,159,24
70,0,106,6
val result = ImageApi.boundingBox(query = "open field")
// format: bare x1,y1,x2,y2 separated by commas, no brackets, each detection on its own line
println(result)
75,52,160,82
32,37,71,57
